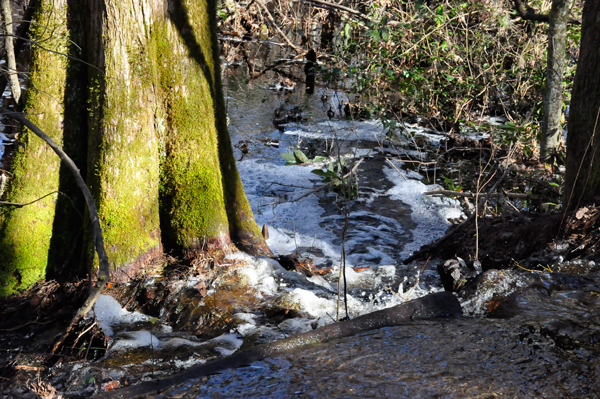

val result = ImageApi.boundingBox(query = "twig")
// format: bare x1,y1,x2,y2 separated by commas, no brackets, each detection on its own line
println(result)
0,190,59,207
385,157,407,180
256,0,302,53
425,189,538,199
71,321,97,355
301,0,374,22
403,165,513,264
403,258,430,301
291,158,364,202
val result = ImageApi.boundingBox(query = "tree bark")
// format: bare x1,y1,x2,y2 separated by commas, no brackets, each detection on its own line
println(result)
0,0,69,296
563,1,600,211
1,0,21,103
0,0,271,295
84,0,163,279
539,0,572,161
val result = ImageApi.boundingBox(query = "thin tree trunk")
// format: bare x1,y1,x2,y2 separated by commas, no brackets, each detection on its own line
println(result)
1,0,20,103
540,0,572,161
563,1,600,211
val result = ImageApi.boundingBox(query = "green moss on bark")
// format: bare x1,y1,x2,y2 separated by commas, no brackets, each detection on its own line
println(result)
85,4,162,270
152,0,269,256
0,1,69,296
150,10,230,252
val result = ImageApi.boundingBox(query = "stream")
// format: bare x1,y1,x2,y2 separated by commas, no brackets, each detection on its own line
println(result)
152,70,600,399
4,67,600,398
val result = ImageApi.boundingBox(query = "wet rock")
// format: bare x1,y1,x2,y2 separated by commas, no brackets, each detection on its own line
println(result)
458,269,533,316
437,257,479,292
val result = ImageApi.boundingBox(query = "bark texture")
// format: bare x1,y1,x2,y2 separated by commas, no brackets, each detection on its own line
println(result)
563,1,600,211
0,0,270,295
0,0,69,296
540,0,572,161
1,0,21,103
85,0,163,277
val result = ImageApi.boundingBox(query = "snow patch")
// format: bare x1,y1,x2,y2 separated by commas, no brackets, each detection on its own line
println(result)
94,295,150,337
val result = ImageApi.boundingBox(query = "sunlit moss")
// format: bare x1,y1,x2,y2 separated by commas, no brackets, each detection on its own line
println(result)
0,1,68,296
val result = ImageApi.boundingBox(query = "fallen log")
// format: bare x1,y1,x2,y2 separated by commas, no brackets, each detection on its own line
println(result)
94,291,461,398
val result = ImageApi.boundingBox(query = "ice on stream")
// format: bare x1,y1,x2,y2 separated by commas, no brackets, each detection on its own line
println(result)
94,117,467,370
94,294,150,337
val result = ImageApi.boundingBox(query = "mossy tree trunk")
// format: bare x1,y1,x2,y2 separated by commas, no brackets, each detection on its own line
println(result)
563,1,600,211
0,0,270,296
0,0,70,296
84,0,163,279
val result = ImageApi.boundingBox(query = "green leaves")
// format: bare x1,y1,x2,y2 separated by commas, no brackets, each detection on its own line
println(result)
281,150,326,165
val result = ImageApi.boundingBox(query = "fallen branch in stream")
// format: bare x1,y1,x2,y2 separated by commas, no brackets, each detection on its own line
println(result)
0,109,110,353
402,165,513,264
93,291,461,399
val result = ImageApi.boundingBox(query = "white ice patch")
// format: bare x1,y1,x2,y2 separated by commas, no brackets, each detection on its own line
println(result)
238,257,281,298
284,119,388,143
94,295,150,336
383,159,463,259
211,333,244,356
109,330,159,352
233,313,258,336
237,158,341,266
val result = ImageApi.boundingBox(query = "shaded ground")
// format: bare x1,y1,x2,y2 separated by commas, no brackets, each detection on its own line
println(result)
425,204,600,272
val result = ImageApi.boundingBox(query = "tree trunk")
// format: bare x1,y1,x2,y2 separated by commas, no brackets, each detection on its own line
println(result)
1,0,21,103
563,1,600,211
0,0,69,296
0,0,270,295
539,0,572,161
84,0,163,279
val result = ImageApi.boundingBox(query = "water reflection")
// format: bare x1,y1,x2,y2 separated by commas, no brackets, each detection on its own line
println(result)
159,315,599,398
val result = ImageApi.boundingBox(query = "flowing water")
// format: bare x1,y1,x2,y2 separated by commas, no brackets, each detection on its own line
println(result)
12,67,600,398
154,267,600,398
130,70,600,398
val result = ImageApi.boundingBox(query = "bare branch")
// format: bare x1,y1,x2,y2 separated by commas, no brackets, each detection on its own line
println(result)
301,0,374,22
512,0,581,25
0,108,110,352
425,189,541,199
0,190,59,207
